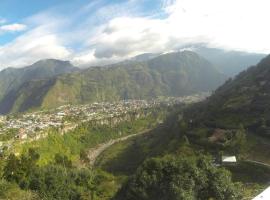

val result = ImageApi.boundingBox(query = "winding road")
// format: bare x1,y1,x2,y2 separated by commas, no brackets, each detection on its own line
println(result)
87,129,150,167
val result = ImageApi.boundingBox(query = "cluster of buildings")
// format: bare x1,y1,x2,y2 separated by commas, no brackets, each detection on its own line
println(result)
0,93,208,150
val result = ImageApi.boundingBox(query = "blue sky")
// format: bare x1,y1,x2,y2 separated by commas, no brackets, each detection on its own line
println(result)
0,0,65,19
0,0,165,45
0,0,269,68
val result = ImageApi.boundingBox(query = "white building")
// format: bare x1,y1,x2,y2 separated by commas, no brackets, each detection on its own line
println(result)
222,156,237,164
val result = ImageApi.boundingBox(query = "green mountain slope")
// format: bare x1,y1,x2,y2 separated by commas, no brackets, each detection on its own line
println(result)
0,51,226,114
186,54,270,131
0,59,78,113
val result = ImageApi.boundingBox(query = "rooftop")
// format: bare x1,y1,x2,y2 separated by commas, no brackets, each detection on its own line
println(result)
222,156,237,163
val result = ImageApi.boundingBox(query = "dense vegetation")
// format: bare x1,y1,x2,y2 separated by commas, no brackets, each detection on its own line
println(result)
2,149,119,200
0,51,225,114
0,179,39,200
184,55,270,131
0,128,18,141
114,155,242,200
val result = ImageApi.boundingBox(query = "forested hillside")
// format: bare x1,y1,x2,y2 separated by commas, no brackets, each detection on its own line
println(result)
0,59,78,114
0,51,226,114
185,54,270,131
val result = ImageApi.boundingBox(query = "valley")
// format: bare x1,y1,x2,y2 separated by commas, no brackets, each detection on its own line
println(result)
1,53,270,199
87,128,151,167
0,51,225,114
0,93,207,155
1,1,269,199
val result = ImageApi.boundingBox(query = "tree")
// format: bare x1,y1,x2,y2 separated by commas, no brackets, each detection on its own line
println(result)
3,154,21,182
115,155,242,200
182,135,190,145
179,121,188,134
80,149,90,163
3,149,40,189
28,148,40,162
229,124,247,155
54,153,72,168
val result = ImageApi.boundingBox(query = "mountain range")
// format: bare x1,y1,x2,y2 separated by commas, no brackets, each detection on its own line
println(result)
127,46,265,76
0,46,265,115
0,51,225,114
190,45,265,76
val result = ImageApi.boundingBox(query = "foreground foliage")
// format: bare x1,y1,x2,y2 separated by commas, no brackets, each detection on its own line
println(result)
115,155,242,200
3,149,119,200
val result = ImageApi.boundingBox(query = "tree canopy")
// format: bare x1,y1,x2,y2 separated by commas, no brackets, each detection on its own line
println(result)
115,155,242,200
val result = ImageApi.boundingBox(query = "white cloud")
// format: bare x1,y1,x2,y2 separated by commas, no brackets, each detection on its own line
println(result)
0,25,71,67
165,0,270,53
0,23,27,32
0,0,269,68
73,0,270,66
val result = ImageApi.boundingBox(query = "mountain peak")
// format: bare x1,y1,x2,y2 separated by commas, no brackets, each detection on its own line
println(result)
29,59,74,69
131,53,160,62
154,50,202,60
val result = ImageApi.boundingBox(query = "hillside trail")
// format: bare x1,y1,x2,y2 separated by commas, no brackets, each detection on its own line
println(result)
87,129,151,167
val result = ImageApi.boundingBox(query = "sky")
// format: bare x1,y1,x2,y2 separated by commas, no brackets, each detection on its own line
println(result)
0,0,269,68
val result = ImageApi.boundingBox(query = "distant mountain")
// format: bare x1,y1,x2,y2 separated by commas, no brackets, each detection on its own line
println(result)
0,51,226,114
116,53,160,66
130,53,160,62
0,59,78,114
186,54,270,131
187,45,265,76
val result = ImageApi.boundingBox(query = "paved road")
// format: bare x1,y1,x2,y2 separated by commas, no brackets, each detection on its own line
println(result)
87,129,151,167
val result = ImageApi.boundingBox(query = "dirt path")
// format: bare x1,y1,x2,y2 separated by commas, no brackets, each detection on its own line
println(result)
87,129,150,167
